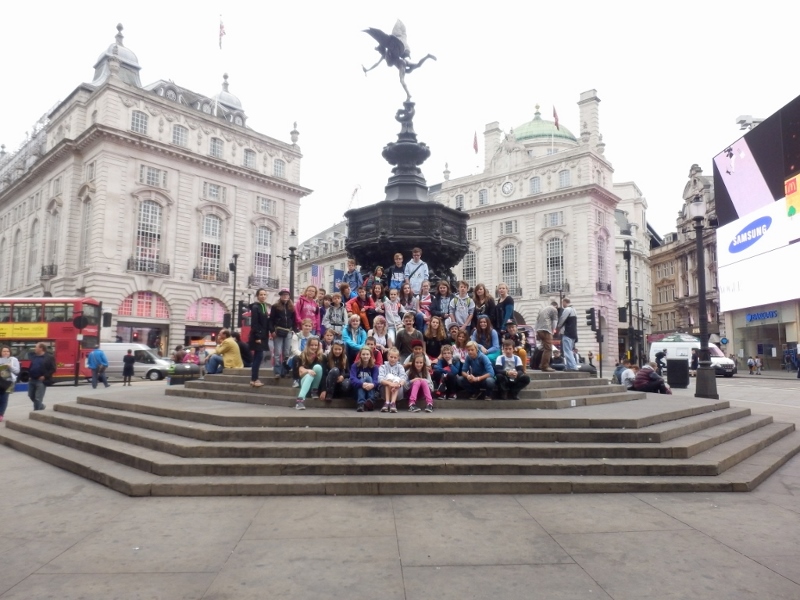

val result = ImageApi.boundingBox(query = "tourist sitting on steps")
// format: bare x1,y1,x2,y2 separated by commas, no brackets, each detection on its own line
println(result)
205,329,243,375
632,362,672,394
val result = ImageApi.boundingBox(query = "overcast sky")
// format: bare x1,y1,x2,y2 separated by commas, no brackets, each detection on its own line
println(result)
2,1,796,242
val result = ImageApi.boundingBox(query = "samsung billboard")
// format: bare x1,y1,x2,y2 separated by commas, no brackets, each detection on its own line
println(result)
714,93,800,312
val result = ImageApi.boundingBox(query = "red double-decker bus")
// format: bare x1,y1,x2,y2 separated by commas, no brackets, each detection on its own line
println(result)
0,297,101,383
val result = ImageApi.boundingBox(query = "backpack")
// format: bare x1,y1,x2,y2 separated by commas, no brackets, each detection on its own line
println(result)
747,358,755,367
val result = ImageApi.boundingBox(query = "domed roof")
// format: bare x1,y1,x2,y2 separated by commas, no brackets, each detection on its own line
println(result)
94,24,140,70
91,24,141,87
214,74,242,111
515,105,576,142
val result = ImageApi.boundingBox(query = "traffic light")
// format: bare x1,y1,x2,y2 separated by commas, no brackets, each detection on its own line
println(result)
237,300,247,328
223,313,232,329
585,308,597,331
618,307,627,323
596,331,604,343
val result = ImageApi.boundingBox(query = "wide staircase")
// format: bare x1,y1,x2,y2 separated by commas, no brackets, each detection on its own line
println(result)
1,369,798,496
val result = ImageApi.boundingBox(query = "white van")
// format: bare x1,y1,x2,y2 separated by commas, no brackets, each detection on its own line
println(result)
648,333,736,377
97,343,173,380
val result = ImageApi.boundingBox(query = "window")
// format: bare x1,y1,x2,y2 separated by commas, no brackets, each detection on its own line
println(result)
80,200,92,267
530,177,541,195
200,215,222,277
136,200,162,265
48,212,60,266
202,182,227,203
501,244,518,292
27,220,40,284
52,177,62,196
254,226,272,283
172,125,188,147
209,137,224,159
478,189,488,205
131,110,148,134
596,209,604,226
243,149,256,169
33,192,42,210
274,159,286,178
544,211,563,227
466,226,477,241
597,238,607,284
545,238,564,291
86,161,95,182
10,230,22,289
139,165,168,188
499,220,518,235
463,251,476,287
257,196,276,215
44,304,69,322
558,169,571,188
455,195,464,210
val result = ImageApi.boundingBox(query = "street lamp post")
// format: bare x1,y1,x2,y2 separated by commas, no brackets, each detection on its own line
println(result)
229,253,239,332
622,226,635,362
632,298,644,365
288,229,298,301
688,195,719,400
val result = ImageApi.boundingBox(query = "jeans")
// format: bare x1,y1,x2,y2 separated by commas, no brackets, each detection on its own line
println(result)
495,372,531,397
206,354,224,374
251,350,264,381
91,368,110,388
298,364,323,399
0,390,9,416
355,375,375,406
28,379,47,409
432,370,459,395
325,368,352,399
561,336,577,370
273,334,293,377
407,379,432,405
457,375,495,396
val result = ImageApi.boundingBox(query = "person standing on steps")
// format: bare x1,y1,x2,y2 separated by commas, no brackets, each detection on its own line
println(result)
27,342,55,411
535,301,559,372
248,288,270,388
122,349,136,386
556,298,579,371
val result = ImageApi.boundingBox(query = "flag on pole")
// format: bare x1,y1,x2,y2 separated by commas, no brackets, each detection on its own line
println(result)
311,264,322,287
219,17,226,49
553,106,560,130
473,131,478,154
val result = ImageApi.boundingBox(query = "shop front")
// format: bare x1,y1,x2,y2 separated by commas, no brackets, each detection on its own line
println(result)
726,300,800,372
184,298,228,346
115,291,172,357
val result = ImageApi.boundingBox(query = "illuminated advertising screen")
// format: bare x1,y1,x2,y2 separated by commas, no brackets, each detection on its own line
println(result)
714,93,800,312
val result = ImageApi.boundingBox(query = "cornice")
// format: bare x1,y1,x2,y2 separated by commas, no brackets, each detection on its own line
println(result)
465,184,619,218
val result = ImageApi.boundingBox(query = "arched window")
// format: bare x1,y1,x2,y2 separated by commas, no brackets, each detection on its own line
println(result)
209,137,224,159
80,199,93,267
530,176,541,195
48,212,60,268
118,291,170,319
131,110,148,134
136,200,163,269
27,220,40,284
10,230,22,289
546,238,564,292
558,169,571,188
199,214,222,279
274,159,286,178
501,245,518,293
186,297,227,322
597,238,608,288
172,125,188,147
243,149,256,169
462,251,476,287
253,226,273,287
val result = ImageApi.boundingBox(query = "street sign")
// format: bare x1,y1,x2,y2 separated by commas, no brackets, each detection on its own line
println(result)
720,337,729,345
73,315,89,330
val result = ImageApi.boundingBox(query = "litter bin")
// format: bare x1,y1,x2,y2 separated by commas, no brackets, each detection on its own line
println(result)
168,363,201,385
666,359,690,389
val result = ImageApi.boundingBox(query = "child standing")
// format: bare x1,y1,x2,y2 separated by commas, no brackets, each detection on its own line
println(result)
293,336,324,410
378,348,407,413
399,282,424,332
383,288,403,347
350,347,379,412
386,252,406,292
448,281,475,333
346,286,374,331
406,354,434,413
417,280,433,330
269,289,295,379
494,340,531,400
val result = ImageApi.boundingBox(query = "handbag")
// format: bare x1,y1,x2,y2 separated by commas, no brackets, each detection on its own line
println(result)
275,327,292,338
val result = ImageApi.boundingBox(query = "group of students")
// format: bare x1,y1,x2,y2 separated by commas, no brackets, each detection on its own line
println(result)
613,359,672,395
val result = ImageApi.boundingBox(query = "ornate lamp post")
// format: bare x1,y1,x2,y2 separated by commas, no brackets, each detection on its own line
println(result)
288,229,298,301
688,195,719,399
621,225,635,362
228,253,239,332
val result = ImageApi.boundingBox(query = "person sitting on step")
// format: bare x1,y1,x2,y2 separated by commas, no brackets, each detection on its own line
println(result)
494,340,531,399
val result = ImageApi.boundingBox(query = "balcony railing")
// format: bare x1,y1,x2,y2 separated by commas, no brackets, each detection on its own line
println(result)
127,257,170,275
248,275,280,289
41,264,58,279
193,267,229,283
596,281,612,293
539,281,570,295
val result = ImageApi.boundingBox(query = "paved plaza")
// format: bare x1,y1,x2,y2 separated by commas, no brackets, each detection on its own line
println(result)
0,376,798,599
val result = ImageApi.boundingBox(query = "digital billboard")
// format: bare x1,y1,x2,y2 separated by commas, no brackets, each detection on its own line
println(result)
714,93,800,312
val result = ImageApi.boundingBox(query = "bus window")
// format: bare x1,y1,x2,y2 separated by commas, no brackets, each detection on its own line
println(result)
83,303,101,325
0,304,10,322
13,303,43,323
8,341,54,359
44,304,70,322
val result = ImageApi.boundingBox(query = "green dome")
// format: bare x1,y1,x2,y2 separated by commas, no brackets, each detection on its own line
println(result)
514,106,577,142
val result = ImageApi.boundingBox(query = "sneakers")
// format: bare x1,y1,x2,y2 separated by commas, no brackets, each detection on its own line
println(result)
389,404,398,413
310,389,320,399
425,404,434,413
295,399,306,410
356,404,365,412
469,390,486,400
447,393,458,400
408,404,421,413
436,382,447,397
292,379,300,388
381,405,389,412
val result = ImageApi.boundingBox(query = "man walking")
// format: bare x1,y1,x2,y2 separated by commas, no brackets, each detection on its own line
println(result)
557,298,579,371
27,342,56,410
535,300,559,372
404,247,429,295
87,345,111,388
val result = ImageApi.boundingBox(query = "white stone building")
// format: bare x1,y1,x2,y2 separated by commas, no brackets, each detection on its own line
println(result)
295,221,349,296
431,90,653,366
0,25,310,351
